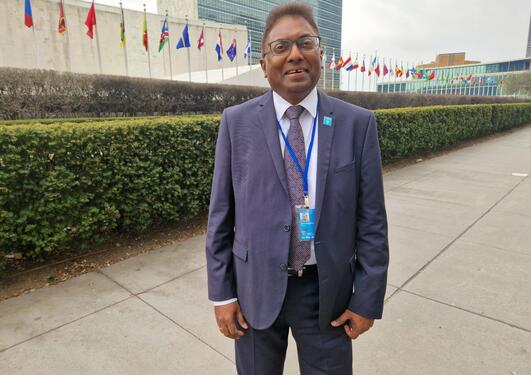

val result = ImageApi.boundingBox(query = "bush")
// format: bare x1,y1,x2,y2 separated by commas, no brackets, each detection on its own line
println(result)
1,103,530,268
376,103,531,161
0,116,219,262
0,68,526,120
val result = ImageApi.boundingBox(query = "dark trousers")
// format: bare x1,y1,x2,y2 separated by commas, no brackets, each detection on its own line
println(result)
235,268,353,375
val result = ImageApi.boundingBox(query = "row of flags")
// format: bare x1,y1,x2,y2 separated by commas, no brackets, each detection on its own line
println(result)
23,0,252,62
23,0,502,87
324,53,413,78
323,52,499,85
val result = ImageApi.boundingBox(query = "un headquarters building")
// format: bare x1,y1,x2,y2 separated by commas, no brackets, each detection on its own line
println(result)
197,0,343,88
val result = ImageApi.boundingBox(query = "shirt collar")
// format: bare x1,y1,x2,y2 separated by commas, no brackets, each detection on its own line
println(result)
272,87,318,122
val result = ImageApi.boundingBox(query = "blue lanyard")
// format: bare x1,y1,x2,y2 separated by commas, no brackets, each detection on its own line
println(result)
275,102,318,200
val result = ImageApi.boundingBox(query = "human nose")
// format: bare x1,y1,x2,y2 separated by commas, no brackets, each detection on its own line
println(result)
286,41,304,61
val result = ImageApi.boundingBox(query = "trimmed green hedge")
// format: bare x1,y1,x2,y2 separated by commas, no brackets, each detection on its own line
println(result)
1,104,530,270
0,116,219,265
375,103,531,161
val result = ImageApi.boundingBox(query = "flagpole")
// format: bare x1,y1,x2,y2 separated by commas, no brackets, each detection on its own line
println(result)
354,53,358,91
322,47,327,90
29,6,40,69
361,54,365,92
185,15,192,82
400,60,404,93
235,28,239,77
394,59,398,93
248,33,252,73
331,48,335,90
220,26,224,82
243,20,250,73
165,11,173,80
396,60,402,94
64,1,72,73
94,2,103,74
143,5,152,79
373,51,378,92
120,3,129,76
384,57,387,91
347,51,351,91
203,23,208,83
339,50,343,90
388,57,392,91
405,61,408,93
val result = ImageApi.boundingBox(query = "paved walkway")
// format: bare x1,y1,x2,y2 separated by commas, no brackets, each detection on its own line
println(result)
1,125,530,375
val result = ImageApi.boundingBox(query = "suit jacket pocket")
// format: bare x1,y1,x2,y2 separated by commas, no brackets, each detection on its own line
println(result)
232,239,248,262
334,159,356,174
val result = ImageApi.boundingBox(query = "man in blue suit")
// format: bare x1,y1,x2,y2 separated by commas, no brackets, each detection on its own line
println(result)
206,3,389,374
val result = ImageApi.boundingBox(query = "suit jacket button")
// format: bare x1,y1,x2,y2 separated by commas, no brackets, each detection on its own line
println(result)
283,224,291,232
280,264,288,271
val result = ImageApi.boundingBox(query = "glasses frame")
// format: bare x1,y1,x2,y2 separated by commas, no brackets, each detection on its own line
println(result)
263,35,321,58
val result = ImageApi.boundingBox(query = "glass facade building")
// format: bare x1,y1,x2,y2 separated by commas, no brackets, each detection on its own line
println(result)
197,0,342,88
377,58,531,96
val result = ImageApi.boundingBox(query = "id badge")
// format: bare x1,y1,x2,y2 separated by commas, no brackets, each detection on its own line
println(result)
296,206,315,241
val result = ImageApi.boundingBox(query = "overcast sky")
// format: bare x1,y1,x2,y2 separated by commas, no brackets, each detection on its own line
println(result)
94,0,530,65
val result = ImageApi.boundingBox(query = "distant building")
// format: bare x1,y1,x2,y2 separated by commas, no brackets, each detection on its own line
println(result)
377,56,531,97
417,52,480,69
195,0,343,88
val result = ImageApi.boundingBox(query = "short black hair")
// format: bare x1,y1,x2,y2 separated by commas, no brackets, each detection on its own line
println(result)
262,3,320,52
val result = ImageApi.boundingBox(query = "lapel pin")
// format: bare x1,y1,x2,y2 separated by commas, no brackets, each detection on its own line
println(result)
323,116,333,126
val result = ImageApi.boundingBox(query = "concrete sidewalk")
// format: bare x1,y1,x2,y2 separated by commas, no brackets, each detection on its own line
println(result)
1,125,530,375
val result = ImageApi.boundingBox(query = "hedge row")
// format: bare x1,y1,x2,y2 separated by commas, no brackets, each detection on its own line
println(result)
1,104,530,270
0,68,526,120
377,103,531,160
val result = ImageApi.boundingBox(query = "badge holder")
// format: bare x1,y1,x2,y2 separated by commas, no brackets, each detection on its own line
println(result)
296,195,315,241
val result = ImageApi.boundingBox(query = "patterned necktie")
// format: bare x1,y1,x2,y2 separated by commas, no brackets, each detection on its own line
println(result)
284,105,311,271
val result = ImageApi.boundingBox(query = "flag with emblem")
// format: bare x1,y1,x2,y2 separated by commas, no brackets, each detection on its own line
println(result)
197,27,205,49
158,17,169,52
226,38,237,61
142,11,148,51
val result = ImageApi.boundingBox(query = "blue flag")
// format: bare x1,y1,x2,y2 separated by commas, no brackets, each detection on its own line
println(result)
176,23,190,49
226,39,237,62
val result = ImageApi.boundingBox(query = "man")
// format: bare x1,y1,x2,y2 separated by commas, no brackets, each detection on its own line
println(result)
206,3,389,374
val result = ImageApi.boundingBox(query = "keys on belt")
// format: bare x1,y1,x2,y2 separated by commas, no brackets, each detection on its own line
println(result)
287,264,317,277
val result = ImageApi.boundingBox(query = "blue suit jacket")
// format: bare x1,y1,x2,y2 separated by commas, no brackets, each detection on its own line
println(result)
206,89,389,331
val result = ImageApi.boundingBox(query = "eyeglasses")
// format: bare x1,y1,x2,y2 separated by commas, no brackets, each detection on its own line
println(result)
263,35,321,57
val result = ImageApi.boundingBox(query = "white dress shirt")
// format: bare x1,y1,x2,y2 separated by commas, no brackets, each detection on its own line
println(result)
213,88,319,306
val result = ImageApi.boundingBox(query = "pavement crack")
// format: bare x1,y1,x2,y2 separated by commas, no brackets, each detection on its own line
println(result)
395,174,530,293
135,295,235,364
399,289,531,333
0,295,134,353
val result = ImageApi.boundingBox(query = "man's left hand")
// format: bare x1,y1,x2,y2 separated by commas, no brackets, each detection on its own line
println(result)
331,310,374,340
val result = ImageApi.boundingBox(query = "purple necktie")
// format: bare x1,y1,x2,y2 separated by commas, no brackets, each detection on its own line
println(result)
284,105,311,271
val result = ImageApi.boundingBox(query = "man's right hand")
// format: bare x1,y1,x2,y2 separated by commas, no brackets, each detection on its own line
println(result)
214,301,248,339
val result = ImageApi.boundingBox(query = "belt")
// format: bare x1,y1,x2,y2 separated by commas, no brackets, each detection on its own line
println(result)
287,264,317,277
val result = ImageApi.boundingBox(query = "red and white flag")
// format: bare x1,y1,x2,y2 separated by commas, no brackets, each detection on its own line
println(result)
197,27,205,50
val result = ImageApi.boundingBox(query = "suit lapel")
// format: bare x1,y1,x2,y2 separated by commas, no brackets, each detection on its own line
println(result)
315,90,335,234
257,90,289,196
